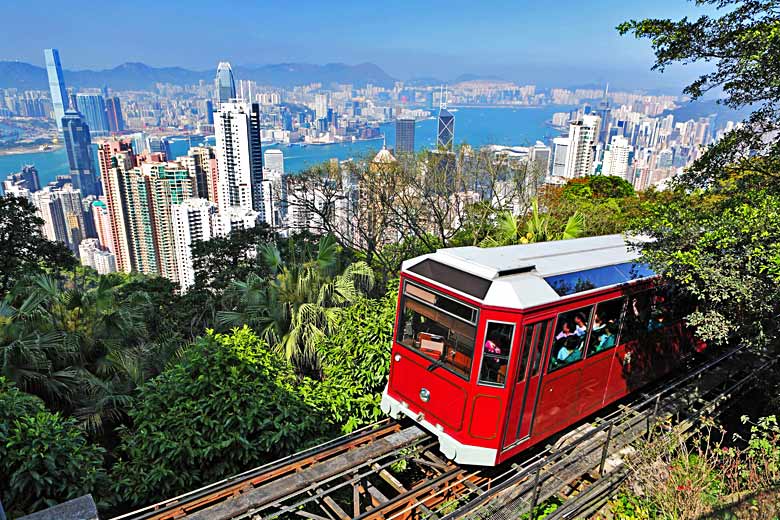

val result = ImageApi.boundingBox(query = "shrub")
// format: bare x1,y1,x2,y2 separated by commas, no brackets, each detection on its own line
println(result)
0,377,109,517
110,327,333,508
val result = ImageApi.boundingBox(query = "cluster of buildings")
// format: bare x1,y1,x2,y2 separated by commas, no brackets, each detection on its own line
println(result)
546,90,737,190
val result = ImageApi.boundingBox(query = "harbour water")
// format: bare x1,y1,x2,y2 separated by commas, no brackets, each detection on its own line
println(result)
0,106,569,186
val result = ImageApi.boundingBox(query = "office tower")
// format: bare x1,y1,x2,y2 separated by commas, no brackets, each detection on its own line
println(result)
99,143,136,272
264,149,284,175
44,49,69,133
437,88,454,150
91,199,113,252
395,118,415,154
105,96,125,132
76,93,110,136
61,109,98,196
180,146,217,200
171,198,219,291
215,62,236,104
145,135,171,160
601,136,633,180
2,165,40,196
551,137,570,177
529,141,551,175
563,115,600,179
214,102,264,220
200,99,215,124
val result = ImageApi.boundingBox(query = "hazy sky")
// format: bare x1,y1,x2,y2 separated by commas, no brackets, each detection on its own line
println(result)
2,0,717,90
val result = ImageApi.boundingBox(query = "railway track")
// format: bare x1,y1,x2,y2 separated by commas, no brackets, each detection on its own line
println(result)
115,344,774,520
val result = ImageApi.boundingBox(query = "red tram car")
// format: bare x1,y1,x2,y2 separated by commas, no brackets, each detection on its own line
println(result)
381,235,696,466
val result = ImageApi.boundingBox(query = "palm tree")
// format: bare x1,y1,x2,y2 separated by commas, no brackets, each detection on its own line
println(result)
218,235,374,371
483,198,585,246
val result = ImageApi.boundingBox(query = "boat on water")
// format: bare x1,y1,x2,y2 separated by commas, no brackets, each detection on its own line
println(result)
38,144,52,151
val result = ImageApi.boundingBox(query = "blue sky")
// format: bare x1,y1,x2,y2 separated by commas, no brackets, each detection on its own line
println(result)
3,0,717,90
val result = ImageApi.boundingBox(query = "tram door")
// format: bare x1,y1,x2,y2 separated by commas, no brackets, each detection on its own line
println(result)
502,319,553,449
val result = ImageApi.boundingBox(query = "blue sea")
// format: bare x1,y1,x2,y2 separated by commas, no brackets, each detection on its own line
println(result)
0,106,569,186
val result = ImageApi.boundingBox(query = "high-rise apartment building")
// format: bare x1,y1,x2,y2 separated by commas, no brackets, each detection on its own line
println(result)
99,143,136,272
601,135,633,179
395,118,415,154
314,94,329,120
529,141,552,176
180,146,217,201
123,163,193,279
105,96,125,132
76,93,110,136
171,198,219,291
44,49,69,134
79,238,117,274
215,62,237,105
563,115,600,179
551,137,570,177
264,149,284,175
32,184,84,253
214,102,264,221
62,109,98,196
91,199,113,253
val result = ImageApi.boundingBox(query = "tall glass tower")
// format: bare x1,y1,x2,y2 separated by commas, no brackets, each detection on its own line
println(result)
75,93,110,136
215,62,237,105
436,86,454,151
62,109,98,196
395,118,416,154
44,49,69,134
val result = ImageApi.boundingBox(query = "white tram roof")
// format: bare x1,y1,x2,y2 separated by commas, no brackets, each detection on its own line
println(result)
401,234,654,310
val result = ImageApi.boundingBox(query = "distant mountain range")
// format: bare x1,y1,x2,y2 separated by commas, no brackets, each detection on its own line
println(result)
0,61,397,90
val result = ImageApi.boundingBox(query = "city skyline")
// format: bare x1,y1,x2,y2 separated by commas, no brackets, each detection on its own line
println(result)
5,1,717,91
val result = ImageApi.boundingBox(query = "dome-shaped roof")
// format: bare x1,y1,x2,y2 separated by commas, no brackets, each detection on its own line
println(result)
372,147,397,164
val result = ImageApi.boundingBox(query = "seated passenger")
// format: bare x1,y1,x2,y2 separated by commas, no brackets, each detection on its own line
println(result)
556,321,574,340
556,343,572,361
593,328,616,352
484,336,501,355
574,313,588,337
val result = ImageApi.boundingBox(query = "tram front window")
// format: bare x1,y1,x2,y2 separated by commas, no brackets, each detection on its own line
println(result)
397,284,477,380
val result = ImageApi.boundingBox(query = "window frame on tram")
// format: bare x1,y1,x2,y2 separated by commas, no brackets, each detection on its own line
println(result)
547,304,595,373
585,297,627,358
395,280,480,381
477,320,516,388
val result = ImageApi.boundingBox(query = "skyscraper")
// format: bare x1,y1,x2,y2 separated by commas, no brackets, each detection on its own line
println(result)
62,109,98,196
180,146,217,201
215,62,236,105
105,96,125,133
2,165,40,196
395,118,415,154
44,48,69,134
214,101,264,221
314,94,328,120
91,199,113,253
98,141,136,272
529,141,552,176
76,93,110,136
436,88,454,151
563,115,601,179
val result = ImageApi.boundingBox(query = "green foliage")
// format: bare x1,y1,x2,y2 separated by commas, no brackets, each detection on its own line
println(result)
607,493,654,520
482,198,585,246
218,235,375,372
111,327,332,508
0,377,109,517
562,175,636,200
317,285,398,432
0,196,76,295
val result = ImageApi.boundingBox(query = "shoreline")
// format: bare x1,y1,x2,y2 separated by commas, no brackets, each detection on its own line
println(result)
0,144,63,156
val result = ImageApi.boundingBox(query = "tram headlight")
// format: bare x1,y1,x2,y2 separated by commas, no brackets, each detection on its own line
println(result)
394,354,401,362
419,387,431,402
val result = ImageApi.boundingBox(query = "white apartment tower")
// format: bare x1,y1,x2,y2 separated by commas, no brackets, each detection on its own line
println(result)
551,137,570,178
171,198,219,291
563,115,601,179
601,135,633,180
214,101,265,222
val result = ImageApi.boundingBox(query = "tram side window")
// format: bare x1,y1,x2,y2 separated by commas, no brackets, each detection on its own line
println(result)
548,305,594,372
521,320,550,380
479,322,515,386
586,298,626,356
621,291,652,343
396,294,477,380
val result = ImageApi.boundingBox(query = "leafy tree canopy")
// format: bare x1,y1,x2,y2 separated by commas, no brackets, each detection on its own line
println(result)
0,377,109,517
111,327,333,508
0,196,76,295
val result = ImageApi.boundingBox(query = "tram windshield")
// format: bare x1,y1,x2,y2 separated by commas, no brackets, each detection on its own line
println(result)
396,282,477,380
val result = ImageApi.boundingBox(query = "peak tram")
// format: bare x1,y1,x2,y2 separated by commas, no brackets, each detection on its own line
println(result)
381,235,700,466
